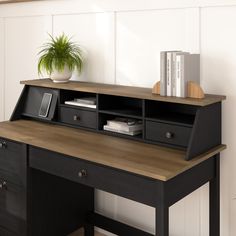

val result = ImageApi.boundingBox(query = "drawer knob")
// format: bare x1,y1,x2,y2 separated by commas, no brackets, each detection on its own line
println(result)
0,181,7,190
0,141,7,149
165,132,174,139
78,169,87,178
73,115,80,121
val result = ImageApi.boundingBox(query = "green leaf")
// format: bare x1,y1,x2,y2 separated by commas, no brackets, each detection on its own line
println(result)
38,33,84,75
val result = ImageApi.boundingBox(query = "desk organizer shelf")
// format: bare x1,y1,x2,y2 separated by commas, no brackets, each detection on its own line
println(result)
11,79,226,160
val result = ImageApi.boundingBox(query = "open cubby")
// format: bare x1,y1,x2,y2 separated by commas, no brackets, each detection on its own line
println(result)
98,95,143,118
145,101,197,127
59,89,97,106
98,113,143,140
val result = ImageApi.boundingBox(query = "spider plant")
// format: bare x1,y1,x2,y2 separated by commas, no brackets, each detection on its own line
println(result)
38,33,83,76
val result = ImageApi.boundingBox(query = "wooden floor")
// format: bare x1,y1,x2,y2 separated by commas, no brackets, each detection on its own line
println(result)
69,228,106,236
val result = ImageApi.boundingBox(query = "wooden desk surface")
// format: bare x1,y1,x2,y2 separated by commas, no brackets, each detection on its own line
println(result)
0,120,226,181
21,79,226,106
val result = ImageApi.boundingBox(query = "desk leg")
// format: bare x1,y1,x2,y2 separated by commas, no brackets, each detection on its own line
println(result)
210,154,220,236
156,206,169,236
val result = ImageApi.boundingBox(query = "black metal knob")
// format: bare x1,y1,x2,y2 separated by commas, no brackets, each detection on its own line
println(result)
0,141,7,149
73,115,80,121
165,132,174,139
0,181,7,190
78,169,87,178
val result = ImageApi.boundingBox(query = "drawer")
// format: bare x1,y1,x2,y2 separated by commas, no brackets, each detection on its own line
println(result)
0,180,26,235
59,106,97,129
0,138,27,187
29,147,158,207
145,121,192,147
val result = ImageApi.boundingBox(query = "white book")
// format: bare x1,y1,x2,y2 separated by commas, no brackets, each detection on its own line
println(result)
107,120,143,132
166,52,172,96
176,54,200,98
104,125,142,136
65,101,96,109
160,52,167,96
166,51,181,96
74,97,96,105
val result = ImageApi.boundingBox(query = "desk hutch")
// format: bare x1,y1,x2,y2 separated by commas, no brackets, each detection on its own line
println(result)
0,79,226,236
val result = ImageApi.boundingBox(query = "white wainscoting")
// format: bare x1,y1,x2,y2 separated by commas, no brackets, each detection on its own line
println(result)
0,1,235,236
201,6,236,236
0,18,4,122
4,15,52,120
116,8,199,87
53,13,115,84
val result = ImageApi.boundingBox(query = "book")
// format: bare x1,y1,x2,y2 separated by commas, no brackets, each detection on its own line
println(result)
65,100,96,109
74,97,96,105
103,125,142,136
107,118,143,132
176,54,200,98
166,51,181,96
160,52,167,96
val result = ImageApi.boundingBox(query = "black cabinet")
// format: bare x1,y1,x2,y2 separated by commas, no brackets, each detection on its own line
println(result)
0,138,27,236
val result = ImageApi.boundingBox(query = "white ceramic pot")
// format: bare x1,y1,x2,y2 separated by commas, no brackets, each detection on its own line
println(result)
50,65,72,83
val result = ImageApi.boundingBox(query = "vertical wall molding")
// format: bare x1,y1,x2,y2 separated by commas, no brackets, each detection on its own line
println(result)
0,18,4,121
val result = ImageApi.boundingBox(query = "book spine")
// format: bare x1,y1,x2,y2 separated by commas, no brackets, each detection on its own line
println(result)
180,55,186,98
175,55,181,97
172,53,177,97
166,52,172,96
160,52,166,96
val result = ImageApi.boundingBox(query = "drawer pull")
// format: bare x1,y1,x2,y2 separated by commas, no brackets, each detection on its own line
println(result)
78,169,87,178
73,115,80,121
0,181,7,190
0,141,7,149
165,132,174,139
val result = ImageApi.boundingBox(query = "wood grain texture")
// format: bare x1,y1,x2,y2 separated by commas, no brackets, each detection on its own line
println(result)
20,79,226,106
0,120,226,181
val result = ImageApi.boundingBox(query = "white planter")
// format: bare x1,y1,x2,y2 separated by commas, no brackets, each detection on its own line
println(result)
50,66,72,83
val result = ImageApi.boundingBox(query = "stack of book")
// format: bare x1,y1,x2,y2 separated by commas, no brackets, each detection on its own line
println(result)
103,118,143,136
65,97,96,109
160,51,200,98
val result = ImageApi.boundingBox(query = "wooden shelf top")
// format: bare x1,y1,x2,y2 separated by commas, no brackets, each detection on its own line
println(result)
21,79,226,106
0,120,226,181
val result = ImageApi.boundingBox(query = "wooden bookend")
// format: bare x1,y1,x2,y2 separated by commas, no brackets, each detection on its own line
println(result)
152,81,160,94
187,81,205,99
152,81,205,99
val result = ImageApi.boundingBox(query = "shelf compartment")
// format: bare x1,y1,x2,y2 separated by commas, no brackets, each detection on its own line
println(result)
145,100,197,126
60,89,97,106
98,113,143,138
98,94,143,117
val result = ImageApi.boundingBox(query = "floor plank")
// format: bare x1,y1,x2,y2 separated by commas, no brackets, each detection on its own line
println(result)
69,228,106,236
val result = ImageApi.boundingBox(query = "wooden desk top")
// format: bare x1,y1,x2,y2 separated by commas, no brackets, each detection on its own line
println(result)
0,120,226,181
21,79,226,106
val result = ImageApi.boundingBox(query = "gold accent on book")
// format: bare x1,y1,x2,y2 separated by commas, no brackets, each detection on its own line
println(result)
152,81,205,99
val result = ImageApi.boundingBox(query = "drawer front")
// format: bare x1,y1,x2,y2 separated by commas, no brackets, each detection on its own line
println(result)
29,147,158,207
59,107,96,129
145,121,192,147
0,138,27,187
0,181,26,235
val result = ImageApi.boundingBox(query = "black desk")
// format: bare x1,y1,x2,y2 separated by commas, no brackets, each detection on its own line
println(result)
0,79,226,236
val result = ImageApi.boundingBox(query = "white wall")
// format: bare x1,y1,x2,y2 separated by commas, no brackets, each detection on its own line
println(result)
0,1,234,235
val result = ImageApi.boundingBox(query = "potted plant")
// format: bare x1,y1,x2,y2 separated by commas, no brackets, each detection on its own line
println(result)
38,33,83,83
